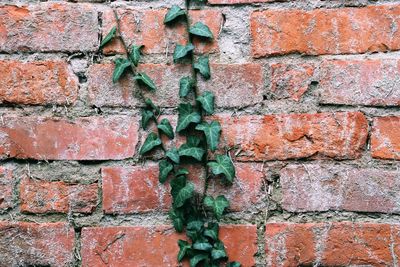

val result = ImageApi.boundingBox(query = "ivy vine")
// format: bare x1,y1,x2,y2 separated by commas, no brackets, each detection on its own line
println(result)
101,1,239,266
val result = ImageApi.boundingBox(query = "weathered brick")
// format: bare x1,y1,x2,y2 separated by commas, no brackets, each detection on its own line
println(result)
0,167,13,210
0,116,139,160
209,0,273,4
20,178,98,214
280,164,400,213
320,59,400,106
0,222,74,266
266,223,400,266
0,60,78,105
216,112,368,161
0,4,98,52
251,5,400,57
81,225,257,266
371,116,400,160
269,63,316,101
102,9,222,55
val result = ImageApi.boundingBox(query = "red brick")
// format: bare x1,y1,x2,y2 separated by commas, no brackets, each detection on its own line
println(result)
0,222,74,266
102,9,222,55
371,116,400,160
251,5,400,57
209,0,273,4
0,60,78,105
216,112,368,161
320,59,400,106
198,64,264,108
0,116,139,160
0,4,98,52
269,63,316,101
20,178,98,214
280,164,400,213
81,225,257,266
0,167,13,210
266,223,399,266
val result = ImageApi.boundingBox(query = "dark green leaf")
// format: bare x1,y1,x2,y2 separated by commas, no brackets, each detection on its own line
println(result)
176,103,201,132
134,72,156,91
226,262,241,267
129,45,144,66
157,118,174,139
190,254,208,267
179,76,195,97
179,144,205,161
166,148,180,164
204,222,219,241
169,208,185,232
193,242,213,251
211,241,227,260
194,56,210,79
141,110,154,129
159,160,173,183
164,5,186,24
170,175,187,199
139,132,162,155
196,91,215,115
100,26,116,48
112,58,131,83
187,136,201,147
187,220,204,241
204,195,230,220
208,154,236,183
195,121,221,152
189,22,213,39
178,239,191,262
174,182,194,208
145,98,160,114
176,168,189,176
174,43,194,62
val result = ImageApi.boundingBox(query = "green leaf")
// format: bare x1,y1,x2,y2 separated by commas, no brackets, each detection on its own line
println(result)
145,98,160,114
141,110,154,129
159,160,173,183
170,175,187,199
193,242,213,251
134,72,156,91
129,45,143,66
169,208,185,232
190,254,208,267
179,76,195,97
112,58,131,83
211,241,227,260
187,136,201,147
204,195,230,220
226,262,241,267
187,220,204,241
195,121,221,152
164,5,186,24
208,154,235,183
176,168,189,176
194,56,210,79
189,22,213,39
157,118,174,139
174,43,194,62
178,240,191,262
139,132,162,155
176,103,201,132
204,222,219,241
179,144,205,161
100,26,116,48
174,182,194,208
166,148,180,164
196,91,215,115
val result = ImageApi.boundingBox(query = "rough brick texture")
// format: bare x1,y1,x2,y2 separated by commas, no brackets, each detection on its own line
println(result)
0,167,13,210
371,116,400,160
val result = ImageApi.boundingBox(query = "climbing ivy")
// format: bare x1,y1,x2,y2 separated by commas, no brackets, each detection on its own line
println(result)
101,1,239,266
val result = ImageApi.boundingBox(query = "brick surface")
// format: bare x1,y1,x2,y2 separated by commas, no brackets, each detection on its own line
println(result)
0,167,13,210
102,9,222,55
20,178,98,214
265,223,400,266
0,3,98,52
81,225,257,266
0,222,74,266
216,112,368,161
280,164,400,213
371,116,400,160
0,60,78,105
209,0,273,4
0,116,139,160
251,5,400,57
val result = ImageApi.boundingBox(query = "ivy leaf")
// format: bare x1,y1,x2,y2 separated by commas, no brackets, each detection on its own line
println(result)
157,118,174,139
174,43,194,62
174,182,194,208
187,136,201,147
211,241,227,260
134,72,156,91
100,26,116,48
190,254,208,267
141,110,154,129
164,5,186,24
170,175,187,199
193,242,213,251
196,91,215,115
208,155,235,183
112,58,131,83
226,262,241,267
178,240,191,262
145,98,160,114
204,195,230,220
189,22,213,39
166,148,180,164
176,103,201,132
194,56,210,79
195,121,221,152
179,144,205,161
129,45,144,66
159,160,174,183
187,220,204,241
139,132,162,155
176,168,189,176
179,76,195,97
204,222,219,241
169,208,185,232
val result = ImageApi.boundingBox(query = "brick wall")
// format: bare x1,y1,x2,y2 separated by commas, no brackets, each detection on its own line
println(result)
0,0,399,266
